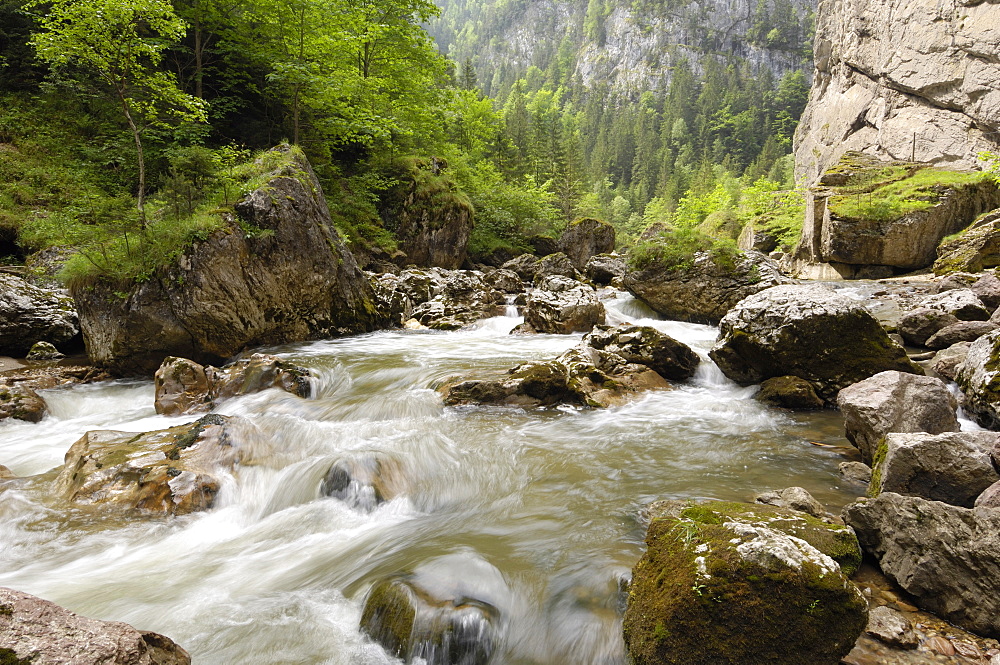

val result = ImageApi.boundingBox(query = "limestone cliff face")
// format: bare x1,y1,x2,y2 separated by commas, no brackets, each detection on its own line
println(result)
794,0,1000,186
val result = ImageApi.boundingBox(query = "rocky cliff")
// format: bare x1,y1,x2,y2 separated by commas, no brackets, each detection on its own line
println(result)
794,0,1000,186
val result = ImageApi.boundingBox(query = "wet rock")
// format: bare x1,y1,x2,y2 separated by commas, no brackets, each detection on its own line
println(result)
73,146,384,375
501,254,542,282
925,320,997,349
0,272,78,356
25,340,63,360
975,479,1000,508
921,289,990,321
533,252,581,284
755,375,824,410
482,268,523,294
375,269,505,329
956,330,1000,428
320,455,404,511
0,586,191,664
0,365,112,423
931,342,970,381
154,354,312,416
754,486,828,519
837,371,959,466
584,324,699,382
54,414,247,516
840,462,872,486
870,431,1000,507
625,500,867,665
844,493,1000,637
558,217,616,270
0,383,46,423
523,284,604,334
584,253,627,285
711,285,921,405
624,250,791,325
0,464,13,479
898,308,961,347
866,606,918,649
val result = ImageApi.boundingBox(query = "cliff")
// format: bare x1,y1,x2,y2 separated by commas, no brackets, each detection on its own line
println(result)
794,0,1000,186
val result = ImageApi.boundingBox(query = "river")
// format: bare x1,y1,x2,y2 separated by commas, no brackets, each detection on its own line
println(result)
0,292,863,664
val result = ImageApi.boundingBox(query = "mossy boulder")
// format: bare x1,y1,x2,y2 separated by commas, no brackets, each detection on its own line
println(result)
934,209,1000,275
624,500,867,665
755,375,824,409
710,284,923,404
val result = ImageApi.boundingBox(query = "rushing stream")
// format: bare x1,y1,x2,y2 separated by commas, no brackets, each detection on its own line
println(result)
0,292,865,664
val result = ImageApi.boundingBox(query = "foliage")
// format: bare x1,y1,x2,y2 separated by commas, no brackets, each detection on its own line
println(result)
829,168,985,222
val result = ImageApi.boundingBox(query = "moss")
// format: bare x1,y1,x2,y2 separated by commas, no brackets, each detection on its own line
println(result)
0,604,11,617
868,438,889,498
360,580,417,658
0,648,33,665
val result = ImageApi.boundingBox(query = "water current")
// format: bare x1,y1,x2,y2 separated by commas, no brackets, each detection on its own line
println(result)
0,292,867,664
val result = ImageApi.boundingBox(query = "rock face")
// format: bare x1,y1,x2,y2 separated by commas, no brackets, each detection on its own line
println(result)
710,285,921,403
793,0,1000,186
522,282,605,334
624,250,791,325
154,354,312,416
54,414,247,515
0,365,112,423
624,500,866,665
836,371,960,465
0,586,191,665
72,146,384,375
557,218,616,270
844,493,1000,638
0,272,78,356
955,330,1000,428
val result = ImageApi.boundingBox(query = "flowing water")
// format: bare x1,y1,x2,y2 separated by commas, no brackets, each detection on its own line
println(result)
0,292,866,664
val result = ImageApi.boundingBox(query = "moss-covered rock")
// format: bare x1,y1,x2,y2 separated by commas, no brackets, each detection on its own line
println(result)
934,209,1000,275
624,500,867,665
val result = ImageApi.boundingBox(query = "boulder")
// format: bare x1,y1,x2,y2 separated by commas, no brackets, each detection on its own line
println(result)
0,383,46,423
373,268,506,327
320,455,404,511
0,365,112,423
624,500,866,665
970,273,1000,312
921,289,990,321
584,253,627,285
72,146,384,375
54,414,247,515
25,341,63,360
837,371,960,465
974,479,1000,508
0,586,190,665
710,285,921,404
0,272,78,356
583,324,699,381
955,330,1000,428
931,341,970,381
154,353,312,416
935,209,1000,275
865,606,918,650
533,252,580,284
754,487,827,519
523,284,605,334
844,493,1000,637
869,431,1000,507
557,217,616,270
839,462,872,486
897,307,960,347
925,320,996,349
482,268,523,294
528,234,559,257
624,250,791,325
501,254,542,282
754,375,824,410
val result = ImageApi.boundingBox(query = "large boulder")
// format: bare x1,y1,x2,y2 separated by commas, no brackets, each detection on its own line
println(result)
54,414,247,515
935,209,1000,275
931,341,970,382
584,253,627,286
624,500,866,665
897,307,960,347
710,285,921,403
0,365,112,423
955,330,1000,428
869,431,1000,507
522,283,605,334
925,320,997,349
755,375,824,410
0,586,190,665
624,250,791,325
0,272,78,356
557,217,616,270
154,353,312,416
584,324,699,381
836,371,960,465
844,493,1000,638
920,289,990,321
73,146,384,375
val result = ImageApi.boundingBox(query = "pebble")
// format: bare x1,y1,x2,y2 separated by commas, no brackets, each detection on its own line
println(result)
954,640,983,659
926,635,956,656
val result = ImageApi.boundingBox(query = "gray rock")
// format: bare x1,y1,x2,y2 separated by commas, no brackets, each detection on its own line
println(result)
584,253,627,285
931,342,971,381
935,272,979,294
872,431,1000,508
865,606,918,650
533,253,581,284
25,340,63,360
971,273,1000,312
558,217,616,270
0,272,78,356
844,493,1000,638
974,479,1000,508
837,371,959,465
839,461,872,486
482,268,523,294
501,254,541,282
374,269,505,329
956,330,1000,428
710,285,921,405
0,365,112,423
898,308,961,347
935,210,1000,275
523,284,605,334
754,486,827,518
755,375,824,410
583,324,699,381
921,289,990,321
0,586,191,664
925,320,997,349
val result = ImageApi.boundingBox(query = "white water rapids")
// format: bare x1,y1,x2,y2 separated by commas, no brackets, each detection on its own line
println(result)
0,292,864,664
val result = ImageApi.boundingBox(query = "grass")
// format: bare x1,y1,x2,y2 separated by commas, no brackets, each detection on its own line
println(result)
828,167,985,222
628,226,740,272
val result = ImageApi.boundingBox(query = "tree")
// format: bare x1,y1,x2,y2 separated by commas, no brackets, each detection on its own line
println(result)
30,0,206,223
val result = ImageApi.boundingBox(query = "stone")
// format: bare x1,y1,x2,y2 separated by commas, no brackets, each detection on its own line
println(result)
0,272,78,356
624,250,792,325
482,268,523,294
533,252,581,284
154,353,312,416
501,254,542,282
870,431,1000,508
955,330,1000,428
584,253,627,285
583,324,699,381
0,586,191,665
72,146,385,375
25,340,63,360
974,479,1000,508
844,493,1000,638
865,606,918,649
557,217,616,270
839,462,872,486
523,284,605,334
971,273,1000,312
0,365,112,423
925,320,997,349
710,285,921,404
754,486,827,519
921,289,990,321
0,383,46,423
935,209,1000,275
0,464,13,479
624,500,867,665
54,414,247,516
528,235,559,257
755,375,824,410
931,341,971,381
898,308,961,347
320,455,404,511
837,371,959,465
376,268,506,329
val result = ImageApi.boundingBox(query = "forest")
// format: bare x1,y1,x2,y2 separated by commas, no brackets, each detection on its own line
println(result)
0,0,814,283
